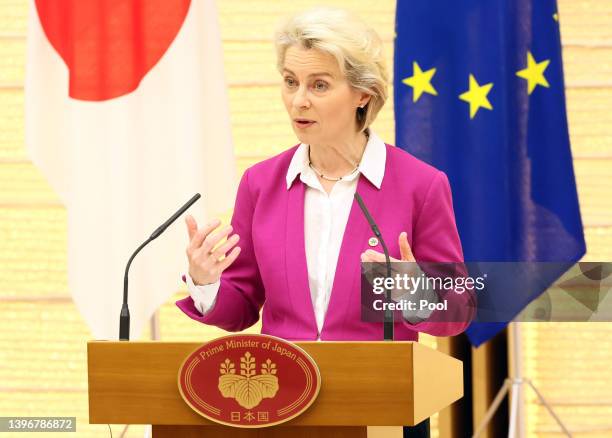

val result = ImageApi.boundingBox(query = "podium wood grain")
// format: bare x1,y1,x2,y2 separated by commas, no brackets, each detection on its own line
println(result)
88,341,462,436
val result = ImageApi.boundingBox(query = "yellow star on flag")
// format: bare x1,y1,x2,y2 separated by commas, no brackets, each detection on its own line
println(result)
516,51,550,95
459,74,493,119
402,61,437,102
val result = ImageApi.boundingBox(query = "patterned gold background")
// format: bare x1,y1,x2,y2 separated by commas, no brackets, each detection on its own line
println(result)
0,1,610,437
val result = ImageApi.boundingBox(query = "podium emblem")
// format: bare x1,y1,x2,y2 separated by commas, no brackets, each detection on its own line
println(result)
218,352,279,409
178,334,321,428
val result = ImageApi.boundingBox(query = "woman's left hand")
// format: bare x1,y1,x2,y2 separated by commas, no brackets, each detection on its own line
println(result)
360,231,414,263
360,232,420,302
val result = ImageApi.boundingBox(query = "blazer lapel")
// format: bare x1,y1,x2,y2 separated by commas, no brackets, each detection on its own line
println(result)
285,179,318,331
321,175,384,334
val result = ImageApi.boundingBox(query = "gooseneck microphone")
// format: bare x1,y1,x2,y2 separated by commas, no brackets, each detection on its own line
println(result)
354,192,394,341
119,193,202,341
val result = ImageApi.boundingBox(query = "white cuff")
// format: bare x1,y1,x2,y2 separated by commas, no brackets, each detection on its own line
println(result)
185,273,220,316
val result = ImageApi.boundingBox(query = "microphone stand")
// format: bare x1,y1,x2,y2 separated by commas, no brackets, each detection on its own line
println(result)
354,192,394,341
119,193,201,341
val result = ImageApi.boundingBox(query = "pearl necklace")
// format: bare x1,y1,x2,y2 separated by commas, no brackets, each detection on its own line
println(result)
308,131,369,181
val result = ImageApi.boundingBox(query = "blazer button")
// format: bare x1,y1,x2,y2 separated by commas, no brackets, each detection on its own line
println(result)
368,237,379,247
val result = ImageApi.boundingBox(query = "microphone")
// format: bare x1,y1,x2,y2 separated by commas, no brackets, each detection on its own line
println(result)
119,193,202,341
354,192,394,341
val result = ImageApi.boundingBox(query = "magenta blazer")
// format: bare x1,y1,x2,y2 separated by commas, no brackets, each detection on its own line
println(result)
177,143,475,341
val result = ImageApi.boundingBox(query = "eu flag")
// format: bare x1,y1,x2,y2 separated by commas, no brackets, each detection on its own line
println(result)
394,0,586,346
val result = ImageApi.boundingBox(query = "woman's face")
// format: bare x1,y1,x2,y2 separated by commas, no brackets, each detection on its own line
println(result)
281,46,368,145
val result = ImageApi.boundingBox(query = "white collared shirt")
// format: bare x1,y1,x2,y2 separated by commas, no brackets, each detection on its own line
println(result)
186,130,387,338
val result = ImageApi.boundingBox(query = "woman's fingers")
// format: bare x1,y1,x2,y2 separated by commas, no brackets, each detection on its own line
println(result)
209,233,240,261
188,218,222,252
361,249,399,263
217,246,241,272
200,225,233,255
186,220,241,285
185,215,198,240
399,231,415,261
360,232,414,262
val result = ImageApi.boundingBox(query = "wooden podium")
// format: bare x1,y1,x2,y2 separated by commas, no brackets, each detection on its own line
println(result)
88,341,463,437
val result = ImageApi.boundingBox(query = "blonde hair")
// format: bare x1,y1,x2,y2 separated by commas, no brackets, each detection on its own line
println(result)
274,7,388,132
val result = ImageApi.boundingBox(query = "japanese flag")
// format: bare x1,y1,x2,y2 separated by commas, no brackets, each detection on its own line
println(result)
25,0,235,339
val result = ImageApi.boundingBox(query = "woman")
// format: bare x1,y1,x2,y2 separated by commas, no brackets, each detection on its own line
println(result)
177,7,474,437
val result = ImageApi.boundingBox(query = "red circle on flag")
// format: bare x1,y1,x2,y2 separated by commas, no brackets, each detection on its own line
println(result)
178,334,321,428
35,0,191,101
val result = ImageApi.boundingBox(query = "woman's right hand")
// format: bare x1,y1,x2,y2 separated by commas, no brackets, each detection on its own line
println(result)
185,215,241,286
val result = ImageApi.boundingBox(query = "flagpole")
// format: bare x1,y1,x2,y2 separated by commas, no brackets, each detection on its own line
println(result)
472,322,572,437
508,322,526,438
150,310,160,341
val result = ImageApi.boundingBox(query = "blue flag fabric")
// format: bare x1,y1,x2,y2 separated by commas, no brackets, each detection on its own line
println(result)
394,0,586,346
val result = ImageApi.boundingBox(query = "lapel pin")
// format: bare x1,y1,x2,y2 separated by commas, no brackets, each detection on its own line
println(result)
368,237,379,247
